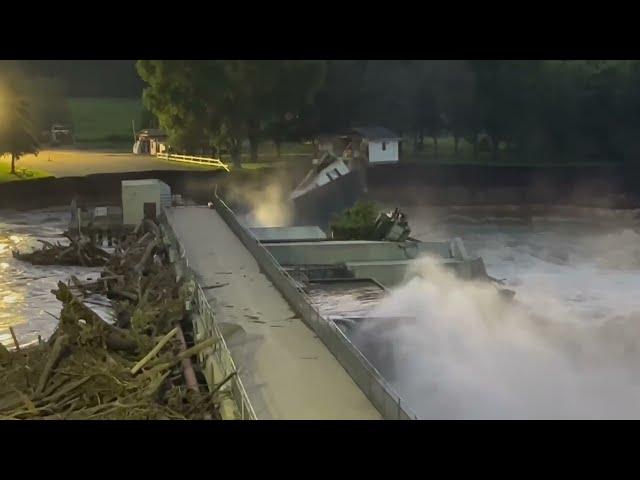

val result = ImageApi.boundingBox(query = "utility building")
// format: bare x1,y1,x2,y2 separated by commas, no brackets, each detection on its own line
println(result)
121,179,172,226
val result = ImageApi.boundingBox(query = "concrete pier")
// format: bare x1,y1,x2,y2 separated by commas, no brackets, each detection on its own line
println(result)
165,206,381,420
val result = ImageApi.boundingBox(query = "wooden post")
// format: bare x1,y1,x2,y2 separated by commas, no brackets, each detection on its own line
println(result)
9,327,20,352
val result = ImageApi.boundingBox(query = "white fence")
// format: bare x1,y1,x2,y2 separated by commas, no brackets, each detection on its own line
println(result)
156,152,230,172
193,283,257,420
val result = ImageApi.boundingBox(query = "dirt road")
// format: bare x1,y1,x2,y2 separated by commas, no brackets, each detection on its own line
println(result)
13,149,214,177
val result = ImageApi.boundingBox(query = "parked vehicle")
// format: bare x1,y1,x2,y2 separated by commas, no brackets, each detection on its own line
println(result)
50,124,74,146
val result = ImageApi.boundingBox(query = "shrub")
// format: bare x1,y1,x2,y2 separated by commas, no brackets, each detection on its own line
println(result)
330,201,378,240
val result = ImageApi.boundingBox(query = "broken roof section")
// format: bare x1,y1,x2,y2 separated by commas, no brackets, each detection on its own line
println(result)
291,152,351,200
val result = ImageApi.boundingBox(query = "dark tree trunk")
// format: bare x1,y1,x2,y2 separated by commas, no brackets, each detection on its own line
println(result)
491,136,499,162
247,118,261,164
274,139,282,160
229,140,242,169
231,150,242,168
454,136,460,157
417,131,425,152
248,135,259,164
10,154,16,175
473,136,479,161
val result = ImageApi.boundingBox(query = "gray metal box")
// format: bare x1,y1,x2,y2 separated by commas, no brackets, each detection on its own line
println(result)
121,179,171,226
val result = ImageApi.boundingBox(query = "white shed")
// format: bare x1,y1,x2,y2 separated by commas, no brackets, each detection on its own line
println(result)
351,127,400,164
121,179,172,226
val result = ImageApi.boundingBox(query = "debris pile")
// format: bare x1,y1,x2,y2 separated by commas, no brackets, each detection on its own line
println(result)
12,235,111,267
1,218,222,420
373,208,411,242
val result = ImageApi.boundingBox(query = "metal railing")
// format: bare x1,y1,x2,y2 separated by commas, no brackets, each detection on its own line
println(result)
156,152,230,172
193,284,257,420
159,210,257,420
211,193,419,420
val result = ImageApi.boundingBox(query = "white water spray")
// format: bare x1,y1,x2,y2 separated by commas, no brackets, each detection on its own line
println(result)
361,225,640,419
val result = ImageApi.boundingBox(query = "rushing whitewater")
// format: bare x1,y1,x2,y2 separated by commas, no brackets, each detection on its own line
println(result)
360,215,640,419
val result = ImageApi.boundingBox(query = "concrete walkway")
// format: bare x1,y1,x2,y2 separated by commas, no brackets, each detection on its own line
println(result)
166,206,380,420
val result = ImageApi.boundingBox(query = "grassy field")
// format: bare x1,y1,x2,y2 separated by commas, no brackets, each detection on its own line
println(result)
221,142,315,166
67,97,316,161
0,156,52,184
69,97,142,144
400,136,623,167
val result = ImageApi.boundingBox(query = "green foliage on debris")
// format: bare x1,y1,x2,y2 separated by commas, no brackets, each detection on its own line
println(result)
330,203,412,242
330,201,379,240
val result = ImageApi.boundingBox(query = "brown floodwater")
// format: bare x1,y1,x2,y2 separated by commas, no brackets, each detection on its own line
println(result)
0,208,106,349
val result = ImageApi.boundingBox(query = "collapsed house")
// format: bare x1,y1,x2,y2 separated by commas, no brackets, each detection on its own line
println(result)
291,126,401,227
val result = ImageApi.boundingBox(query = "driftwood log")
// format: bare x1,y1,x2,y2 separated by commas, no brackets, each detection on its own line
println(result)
13,235,111,267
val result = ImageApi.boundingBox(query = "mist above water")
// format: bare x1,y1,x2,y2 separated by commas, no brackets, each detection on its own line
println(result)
362,215,640,419
227,178,294,228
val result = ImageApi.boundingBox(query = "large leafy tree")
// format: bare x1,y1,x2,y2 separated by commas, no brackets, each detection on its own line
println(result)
137,60,326,167
137,61,211,154
262,60,327,159
0,73,40,175
468,60,547,161
359,60,418,136
410,61,449,157
138,59,640,167
434,61,477,158
298,61,368,134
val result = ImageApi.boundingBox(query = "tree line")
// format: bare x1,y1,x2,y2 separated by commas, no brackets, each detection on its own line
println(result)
136,60,326,167
138,60,640,166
